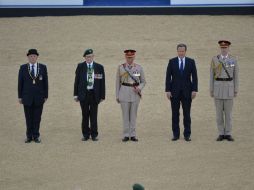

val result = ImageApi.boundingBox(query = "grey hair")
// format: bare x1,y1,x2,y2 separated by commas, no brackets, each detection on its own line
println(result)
177,43,187,51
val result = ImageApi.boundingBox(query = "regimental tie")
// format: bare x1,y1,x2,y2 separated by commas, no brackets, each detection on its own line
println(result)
180,58,184,75
87,64,93,88
31,64,35,78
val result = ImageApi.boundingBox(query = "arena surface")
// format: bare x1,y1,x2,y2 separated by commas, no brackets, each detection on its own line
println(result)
0,15,254,190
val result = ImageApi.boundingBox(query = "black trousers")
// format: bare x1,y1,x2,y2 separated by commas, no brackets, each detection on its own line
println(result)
23,103,43,139
80,91,98,138
170,91,192,138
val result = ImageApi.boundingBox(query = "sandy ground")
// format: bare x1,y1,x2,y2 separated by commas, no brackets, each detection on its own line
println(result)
0,15,254,190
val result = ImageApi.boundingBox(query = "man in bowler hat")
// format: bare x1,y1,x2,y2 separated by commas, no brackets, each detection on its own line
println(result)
74,49,105,141
18,49,48,143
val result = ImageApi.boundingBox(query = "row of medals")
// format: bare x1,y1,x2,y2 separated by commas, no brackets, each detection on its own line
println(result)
27,63,39,84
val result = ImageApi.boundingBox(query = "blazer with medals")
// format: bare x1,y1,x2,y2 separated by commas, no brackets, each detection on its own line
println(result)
166,57,198,98
74,61,105,104
18,63,48,106
210,55,239,99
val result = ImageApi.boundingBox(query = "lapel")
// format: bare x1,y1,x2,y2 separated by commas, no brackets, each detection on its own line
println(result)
83,62,88,82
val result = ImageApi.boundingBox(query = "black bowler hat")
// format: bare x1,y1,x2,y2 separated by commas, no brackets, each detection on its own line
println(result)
27,49,39,56
83,49,94,57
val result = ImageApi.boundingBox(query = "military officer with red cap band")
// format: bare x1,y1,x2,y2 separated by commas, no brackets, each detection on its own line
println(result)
116,49,146,142
210,40,239,141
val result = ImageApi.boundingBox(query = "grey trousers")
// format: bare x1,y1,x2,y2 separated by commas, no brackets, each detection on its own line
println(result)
214,99,233,135
120,101,139,137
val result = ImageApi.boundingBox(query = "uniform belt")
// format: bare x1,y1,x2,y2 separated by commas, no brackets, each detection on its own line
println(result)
216,78,233,81
122,83,139,87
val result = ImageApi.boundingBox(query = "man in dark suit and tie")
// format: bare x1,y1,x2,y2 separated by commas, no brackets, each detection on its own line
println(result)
18,49,48,143
74,49,105,142
165,44,198,142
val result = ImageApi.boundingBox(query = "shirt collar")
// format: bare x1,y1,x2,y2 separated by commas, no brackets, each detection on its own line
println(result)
29,62,37,67
86,61,94,67
178,57,185,62
221,54,229,59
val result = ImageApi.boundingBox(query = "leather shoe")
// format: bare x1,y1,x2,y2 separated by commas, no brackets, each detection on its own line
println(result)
92,137,98,141
216,135,224,141
130,137,138,142
25,138,32,143
171,137,179,141
122,137,129,142
225,135,234,141
34,138,41,143
82,137,89,141
184,137,191,142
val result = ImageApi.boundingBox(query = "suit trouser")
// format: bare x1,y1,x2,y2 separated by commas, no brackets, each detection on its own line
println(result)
80,91,98,138
120,101,140,137
23,103,43,139
214,99,233,135
170,92,192,138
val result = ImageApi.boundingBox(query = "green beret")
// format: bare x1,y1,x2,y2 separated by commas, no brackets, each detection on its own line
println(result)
133,184,145,190
83,49,93,57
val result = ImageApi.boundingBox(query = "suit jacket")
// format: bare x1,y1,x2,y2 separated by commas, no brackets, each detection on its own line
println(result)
165,57,198,99
74,61,105,104
116,63,146,102
18,63,48,106
210,54,239,99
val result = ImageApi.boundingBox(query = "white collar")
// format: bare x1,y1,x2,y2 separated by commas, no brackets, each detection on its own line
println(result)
221,54,229,59
29,62,38,66
86,61,94,66
178,57,185,61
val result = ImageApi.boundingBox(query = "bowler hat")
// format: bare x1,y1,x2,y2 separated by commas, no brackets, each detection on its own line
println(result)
27,49,39,56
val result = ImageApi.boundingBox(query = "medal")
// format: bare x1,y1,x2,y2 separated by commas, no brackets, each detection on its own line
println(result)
28,63,39,84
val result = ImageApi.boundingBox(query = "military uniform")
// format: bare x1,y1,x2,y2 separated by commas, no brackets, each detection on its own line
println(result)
210,40,239,141
116,50,146,141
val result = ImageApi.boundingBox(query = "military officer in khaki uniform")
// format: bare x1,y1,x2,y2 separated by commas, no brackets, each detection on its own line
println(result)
116,49,146,142
210,40,239,141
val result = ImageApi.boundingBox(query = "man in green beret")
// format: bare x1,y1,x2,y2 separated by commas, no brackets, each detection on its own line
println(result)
74,49,105,141
133,183,145,190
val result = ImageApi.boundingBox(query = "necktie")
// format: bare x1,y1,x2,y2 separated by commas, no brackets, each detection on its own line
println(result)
31,65,35,77
180,58,184,75
87,64,93,87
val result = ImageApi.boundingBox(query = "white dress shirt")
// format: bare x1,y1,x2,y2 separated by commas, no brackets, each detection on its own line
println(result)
29,63,38,76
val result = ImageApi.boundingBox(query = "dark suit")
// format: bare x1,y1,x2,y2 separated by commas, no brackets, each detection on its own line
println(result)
18,63,48,139
165,57,198,138
74,61,105,138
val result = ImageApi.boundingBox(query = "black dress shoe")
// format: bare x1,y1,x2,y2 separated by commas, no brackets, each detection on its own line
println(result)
216,135,224,141
25,138,32,143
184,137,191,142
82,137,89,141
34,138,41,143
130,137,138,142
92,137,98,141
225,135,234,141
122,137,129,142
171,137,179,141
